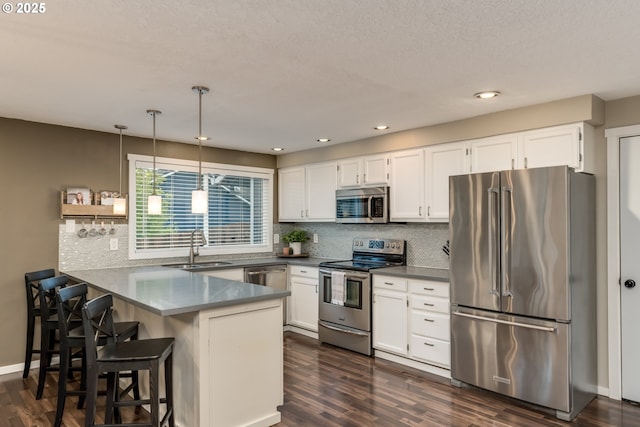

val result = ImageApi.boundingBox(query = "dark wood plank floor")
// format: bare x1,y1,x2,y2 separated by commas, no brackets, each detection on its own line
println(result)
2,332,639,426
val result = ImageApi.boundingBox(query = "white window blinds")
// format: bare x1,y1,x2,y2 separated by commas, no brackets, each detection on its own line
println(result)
129,155,273,259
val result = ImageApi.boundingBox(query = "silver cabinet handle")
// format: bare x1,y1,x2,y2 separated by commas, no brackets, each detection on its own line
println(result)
423,303,434,307
423,342,434,347
427,206,431,216
423,318,435,322
300,210,304,218
423,287,434,291
419,206,423,216
384,282,394,286
524,157,528,168
453,311,557,332
356,174,360,184
363,173,367,183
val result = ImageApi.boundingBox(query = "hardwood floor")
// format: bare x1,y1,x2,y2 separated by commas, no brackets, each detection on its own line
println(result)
2,331,639,426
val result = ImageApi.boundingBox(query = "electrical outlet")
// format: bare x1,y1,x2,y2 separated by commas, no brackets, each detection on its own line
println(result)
109,238,118,251
274,233,280,244
313,233,318,243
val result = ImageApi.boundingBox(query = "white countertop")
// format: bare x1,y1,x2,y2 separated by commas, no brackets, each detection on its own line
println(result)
63,265,291,316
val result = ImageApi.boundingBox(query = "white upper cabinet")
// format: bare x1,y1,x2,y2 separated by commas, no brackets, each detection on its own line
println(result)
469,123,593,174
337,154,389,188
279,161,337,222
425,141,468,222
305,162,337,221
518,123,590,172
389,149,425,221
470,134,518,173
278,167,305,221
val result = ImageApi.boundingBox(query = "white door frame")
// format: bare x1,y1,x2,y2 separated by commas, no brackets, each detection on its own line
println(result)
605,124,640,400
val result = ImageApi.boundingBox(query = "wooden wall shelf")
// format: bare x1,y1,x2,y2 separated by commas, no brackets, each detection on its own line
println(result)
60,191,128,220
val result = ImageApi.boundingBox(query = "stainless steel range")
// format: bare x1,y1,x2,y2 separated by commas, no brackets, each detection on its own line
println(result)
318,238,406,355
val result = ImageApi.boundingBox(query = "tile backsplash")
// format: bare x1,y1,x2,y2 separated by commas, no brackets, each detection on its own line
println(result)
59,222,449,271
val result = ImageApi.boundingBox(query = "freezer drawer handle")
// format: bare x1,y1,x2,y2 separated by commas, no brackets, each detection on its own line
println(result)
453,311,557,333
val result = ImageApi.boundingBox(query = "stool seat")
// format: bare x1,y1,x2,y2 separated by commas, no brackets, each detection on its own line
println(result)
98,338,174,362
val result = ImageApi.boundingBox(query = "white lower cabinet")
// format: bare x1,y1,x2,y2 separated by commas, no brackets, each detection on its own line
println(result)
373,274,451,374
372,276,408,355
288,266,319,332
408,279,450,368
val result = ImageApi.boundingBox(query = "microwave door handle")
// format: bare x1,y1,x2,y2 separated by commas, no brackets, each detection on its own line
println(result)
368,196,374,220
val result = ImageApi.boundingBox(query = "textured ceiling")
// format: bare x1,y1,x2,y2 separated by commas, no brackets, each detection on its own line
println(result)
1,0,640,154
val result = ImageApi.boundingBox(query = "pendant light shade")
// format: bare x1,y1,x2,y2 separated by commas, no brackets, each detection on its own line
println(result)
147,109,162,215
113,124,128,215
191,86,209,214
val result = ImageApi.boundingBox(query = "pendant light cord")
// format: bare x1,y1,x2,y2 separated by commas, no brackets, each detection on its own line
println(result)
151,111,157,196
198,90,203,190
118,128,123,195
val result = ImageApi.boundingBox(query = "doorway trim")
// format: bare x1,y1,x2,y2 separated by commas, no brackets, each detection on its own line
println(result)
605,124,640,400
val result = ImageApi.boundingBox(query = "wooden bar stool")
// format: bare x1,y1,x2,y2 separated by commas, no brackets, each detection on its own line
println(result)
35,275,74,400
82,294,175,427
23,268,56,378
54,283,141,427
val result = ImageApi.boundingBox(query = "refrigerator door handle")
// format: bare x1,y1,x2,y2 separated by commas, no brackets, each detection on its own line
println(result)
501,185,513,298
488,187,500,296
452,311,557,333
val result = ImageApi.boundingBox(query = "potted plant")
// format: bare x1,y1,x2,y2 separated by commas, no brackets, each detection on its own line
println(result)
282,230,309,255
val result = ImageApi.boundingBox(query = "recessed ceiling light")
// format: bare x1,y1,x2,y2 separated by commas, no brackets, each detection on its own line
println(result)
317,138,331,143
474,91,500,99
374,125,389,130
272,147,284,152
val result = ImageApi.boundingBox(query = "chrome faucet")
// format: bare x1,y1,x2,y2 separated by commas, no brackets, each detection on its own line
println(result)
189,229,207,264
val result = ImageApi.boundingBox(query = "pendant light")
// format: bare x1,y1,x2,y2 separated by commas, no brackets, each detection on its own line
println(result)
147,109,162,215
191,86,209,214
112,124,128,215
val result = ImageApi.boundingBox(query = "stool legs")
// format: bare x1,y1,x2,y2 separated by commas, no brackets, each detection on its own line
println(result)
36,327,55,400
23,312,36,378
164,352,174,427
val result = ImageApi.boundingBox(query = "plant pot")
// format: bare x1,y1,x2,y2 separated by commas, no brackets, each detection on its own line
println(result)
289,242,302,255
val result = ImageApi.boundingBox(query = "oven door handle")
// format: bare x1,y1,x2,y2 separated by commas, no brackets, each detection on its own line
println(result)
318,320,370,337
319,268,370,279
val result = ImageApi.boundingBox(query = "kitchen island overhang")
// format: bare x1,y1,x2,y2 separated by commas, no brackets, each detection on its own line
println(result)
63,266,291,427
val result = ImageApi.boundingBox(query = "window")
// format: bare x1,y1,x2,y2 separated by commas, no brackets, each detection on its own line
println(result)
128,154,273,260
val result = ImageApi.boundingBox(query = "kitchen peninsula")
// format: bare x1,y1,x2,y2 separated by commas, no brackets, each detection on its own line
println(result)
63,265,290,427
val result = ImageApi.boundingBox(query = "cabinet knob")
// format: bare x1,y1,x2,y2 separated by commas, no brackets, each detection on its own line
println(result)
624,279,636,289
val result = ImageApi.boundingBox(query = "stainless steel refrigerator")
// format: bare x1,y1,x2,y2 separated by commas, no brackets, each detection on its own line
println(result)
449,166,596,421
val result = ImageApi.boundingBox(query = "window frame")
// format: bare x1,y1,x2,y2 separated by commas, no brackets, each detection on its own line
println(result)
127,154,274,260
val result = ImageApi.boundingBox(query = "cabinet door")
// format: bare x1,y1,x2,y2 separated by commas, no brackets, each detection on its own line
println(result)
372,289,408,355
389,149,425,221
519,124,581,170
425,142,468,222
278,167,305,222
337,158,362,188
362,154,389,186
471,134,518,173
305,162,337,221
289,276,319,331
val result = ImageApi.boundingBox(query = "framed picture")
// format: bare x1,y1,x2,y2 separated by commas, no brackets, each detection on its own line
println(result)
66,187,91,205
99,190,121,206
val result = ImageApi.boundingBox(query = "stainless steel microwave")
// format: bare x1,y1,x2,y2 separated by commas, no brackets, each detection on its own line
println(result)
335,187,389,223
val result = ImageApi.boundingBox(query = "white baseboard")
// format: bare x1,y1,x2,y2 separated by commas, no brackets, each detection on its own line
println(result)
0,357,60,376
374,350,451,379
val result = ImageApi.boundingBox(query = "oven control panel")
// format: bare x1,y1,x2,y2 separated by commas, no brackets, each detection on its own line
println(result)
351,238,406,255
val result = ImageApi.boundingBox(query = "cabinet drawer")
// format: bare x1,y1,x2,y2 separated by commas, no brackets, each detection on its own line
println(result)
373,275,408,292
289,265,318,279
411,295,449,314
410,310,450,341
410,335,450,368
409,279,449,298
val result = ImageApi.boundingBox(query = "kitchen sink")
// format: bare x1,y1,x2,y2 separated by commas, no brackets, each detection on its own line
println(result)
162,261,232,270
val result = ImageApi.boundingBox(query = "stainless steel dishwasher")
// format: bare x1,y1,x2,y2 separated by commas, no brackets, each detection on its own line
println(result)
244,265,288,325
